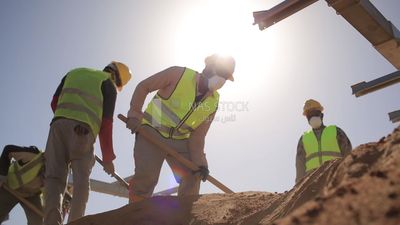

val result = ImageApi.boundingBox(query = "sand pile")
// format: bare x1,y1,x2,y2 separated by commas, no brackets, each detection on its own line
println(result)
69,127,400,225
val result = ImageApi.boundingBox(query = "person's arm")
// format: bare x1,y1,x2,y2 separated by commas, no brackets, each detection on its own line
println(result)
0,146,12,181
127,66,184,118
51,75,66,113
188,112,216,167
295,137,306,183
98,79,117,163
336,127,352,157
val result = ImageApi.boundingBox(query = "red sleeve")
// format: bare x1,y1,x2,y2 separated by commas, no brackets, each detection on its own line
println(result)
51,96,59,113
99,117,116,162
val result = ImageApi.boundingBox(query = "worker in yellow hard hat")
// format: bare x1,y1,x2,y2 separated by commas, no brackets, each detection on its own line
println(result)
125,54,235,203
43,61,132,225
295,99,352,183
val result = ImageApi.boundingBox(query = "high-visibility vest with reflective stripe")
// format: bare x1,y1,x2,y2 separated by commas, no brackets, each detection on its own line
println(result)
302,125,342,172
7,152,44,191
54,68,110,135
143,68,219,139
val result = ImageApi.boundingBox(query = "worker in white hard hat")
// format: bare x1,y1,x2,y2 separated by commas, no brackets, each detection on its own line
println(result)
295,99,352,183
43,61,132,225
125,54,235,203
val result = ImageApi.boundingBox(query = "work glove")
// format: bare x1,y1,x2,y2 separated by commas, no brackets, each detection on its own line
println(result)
193,166,209,182
103,161,115,176
126,117,142,134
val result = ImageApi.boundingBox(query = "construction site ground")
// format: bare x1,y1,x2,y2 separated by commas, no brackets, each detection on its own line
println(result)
69,126,400,225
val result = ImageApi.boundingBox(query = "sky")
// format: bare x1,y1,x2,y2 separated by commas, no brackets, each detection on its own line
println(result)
0,0,399,224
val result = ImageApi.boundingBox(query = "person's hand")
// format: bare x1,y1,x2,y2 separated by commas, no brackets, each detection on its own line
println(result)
126,117,142,134
103,161,115,176
194,166,209,182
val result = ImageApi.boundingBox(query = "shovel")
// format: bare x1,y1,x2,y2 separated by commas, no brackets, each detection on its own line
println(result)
94,155,129,189
2,184,44,217
118,114,234,194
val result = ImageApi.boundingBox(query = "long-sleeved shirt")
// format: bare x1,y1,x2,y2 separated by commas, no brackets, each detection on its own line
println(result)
0,145,40,181
127,66,214,167
51,73,117,162
295,125,352,183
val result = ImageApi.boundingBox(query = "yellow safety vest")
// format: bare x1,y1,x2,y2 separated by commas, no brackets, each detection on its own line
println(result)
54,68,110,135
143,68,219,139
7,152,44,193
302,125,342,172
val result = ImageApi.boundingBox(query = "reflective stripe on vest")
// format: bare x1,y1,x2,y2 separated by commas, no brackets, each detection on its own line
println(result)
7,153,44,190
143,68,219,139
54,68,110,135
302,125,341,172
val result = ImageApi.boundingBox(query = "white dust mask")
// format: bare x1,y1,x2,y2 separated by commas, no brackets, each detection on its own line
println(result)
308,116,322,129
207,75,226,92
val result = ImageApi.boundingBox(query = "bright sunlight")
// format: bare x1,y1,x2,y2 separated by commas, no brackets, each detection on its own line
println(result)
173,0,283,98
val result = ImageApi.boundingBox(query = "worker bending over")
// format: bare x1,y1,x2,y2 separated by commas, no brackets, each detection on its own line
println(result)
43,61,132,225
0,145,43,225
126,54,235,202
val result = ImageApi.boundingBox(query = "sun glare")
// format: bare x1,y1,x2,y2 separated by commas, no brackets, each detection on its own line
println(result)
173,0,280,84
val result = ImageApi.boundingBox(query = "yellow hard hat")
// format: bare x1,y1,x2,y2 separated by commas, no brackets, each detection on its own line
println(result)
303,99,324,116
205,54,235,82
107,61,132,91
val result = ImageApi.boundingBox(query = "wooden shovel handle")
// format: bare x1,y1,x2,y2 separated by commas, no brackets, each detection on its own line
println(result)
94,155,129,189
118,114,234,194
3,185,44,217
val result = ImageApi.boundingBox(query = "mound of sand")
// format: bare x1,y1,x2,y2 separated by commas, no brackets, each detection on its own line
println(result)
69,127,400,225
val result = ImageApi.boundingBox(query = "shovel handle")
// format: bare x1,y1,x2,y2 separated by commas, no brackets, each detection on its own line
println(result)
3,185,44,217
95,155,129,189
118,114,234,194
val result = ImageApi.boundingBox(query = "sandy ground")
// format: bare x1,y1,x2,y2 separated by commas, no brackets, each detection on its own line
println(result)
69,126,400,225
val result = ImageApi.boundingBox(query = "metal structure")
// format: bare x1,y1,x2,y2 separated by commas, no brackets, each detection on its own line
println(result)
253,0,400,123
351,70,400,97
389,110,400,123
68,174,178,199
253,0,318,30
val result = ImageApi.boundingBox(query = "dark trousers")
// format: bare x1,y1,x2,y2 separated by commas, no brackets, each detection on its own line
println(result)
0,186,42,225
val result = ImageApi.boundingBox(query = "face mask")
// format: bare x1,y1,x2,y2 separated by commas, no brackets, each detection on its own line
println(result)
207,75,226,92
308,116,322,129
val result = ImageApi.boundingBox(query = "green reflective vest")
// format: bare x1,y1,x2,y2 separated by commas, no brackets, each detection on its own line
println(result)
7,152,44,192
143,68,219,139
302,125,342,172
55,68,110,135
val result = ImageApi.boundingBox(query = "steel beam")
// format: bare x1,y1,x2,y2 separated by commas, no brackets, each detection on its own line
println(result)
254,0,400,69
90,179,129,198
68,175,178,198
351,70,400,97
253,0,318,30
327,0,400,69
153,186,179,196
389,110,400,123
